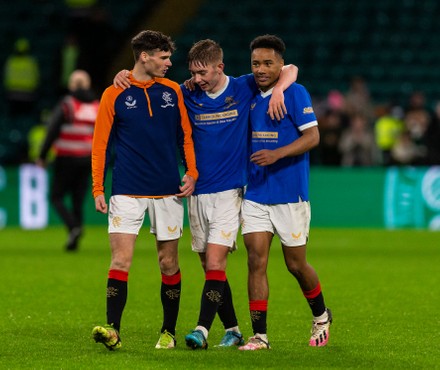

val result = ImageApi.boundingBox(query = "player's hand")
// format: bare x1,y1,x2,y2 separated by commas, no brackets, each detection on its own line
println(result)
268,86,287,121
183,78,196,91
113,69,131,89
250,149,280,166
176,175,196,197
95,194,108,214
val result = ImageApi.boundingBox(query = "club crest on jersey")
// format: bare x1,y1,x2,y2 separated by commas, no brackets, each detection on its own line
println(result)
224,96,238,109
161,92,175,108
125,95,137,109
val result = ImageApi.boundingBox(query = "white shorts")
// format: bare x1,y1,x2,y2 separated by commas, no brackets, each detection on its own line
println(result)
188,188,242,253
241,199,311,247
108,195,183,241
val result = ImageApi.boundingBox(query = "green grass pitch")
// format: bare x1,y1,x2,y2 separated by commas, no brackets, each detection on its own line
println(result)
1,226,439,369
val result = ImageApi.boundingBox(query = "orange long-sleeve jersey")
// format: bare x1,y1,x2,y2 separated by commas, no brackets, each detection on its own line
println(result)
92,75,198,198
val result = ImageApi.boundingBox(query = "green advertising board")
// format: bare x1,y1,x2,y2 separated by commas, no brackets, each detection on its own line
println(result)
0,165,439,230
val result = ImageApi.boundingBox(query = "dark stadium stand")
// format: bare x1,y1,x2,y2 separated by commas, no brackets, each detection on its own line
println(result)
1,0,439,165
171,0,440,106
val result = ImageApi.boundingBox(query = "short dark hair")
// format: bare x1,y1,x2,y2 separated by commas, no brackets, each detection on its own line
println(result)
187,39,223,67
131,30,176,61
250,34,286,58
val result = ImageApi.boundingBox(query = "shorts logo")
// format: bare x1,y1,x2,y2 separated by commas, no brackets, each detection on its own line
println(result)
168,225,177,233
221,230,232,239
112,216,122,228
161,92,175,108
291,232,302,239
125,95,137,109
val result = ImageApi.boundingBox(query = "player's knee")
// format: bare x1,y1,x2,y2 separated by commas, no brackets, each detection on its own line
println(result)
286,261,305,278
158,254,178,273
247,254,266,273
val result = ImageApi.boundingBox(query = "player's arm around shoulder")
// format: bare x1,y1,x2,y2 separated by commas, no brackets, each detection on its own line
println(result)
268,64,299,121
173,82,199,185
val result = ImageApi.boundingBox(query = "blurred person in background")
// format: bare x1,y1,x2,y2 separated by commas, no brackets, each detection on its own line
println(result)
374,104,405,166
344,75,375,122
401,91,436,165
390,129,425,165
56,33,81,95
36,69,98,251
425,101,440,164
339,113,378,166
3,37,40,122
315,108,345,165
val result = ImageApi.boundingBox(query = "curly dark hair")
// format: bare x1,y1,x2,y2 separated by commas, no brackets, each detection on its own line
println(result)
250,34,286,58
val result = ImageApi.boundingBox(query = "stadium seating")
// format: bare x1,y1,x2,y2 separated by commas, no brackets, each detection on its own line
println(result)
1,0,439,164
171,0,440,108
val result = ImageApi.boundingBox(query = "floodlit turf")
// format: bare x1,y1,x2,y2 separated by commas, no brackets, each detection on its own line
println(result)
1,226,439,369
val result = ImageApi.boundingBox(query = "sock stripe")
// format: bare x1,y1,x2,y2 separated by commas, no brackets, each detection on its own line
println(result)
205,270,226,281
108,269,128,281
249,300,268,311
303,282,321,299
162,270,181,285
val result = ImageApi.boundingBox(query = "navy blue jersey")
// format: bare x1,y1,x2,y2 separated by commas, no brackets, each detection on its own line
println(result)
92,76,198,198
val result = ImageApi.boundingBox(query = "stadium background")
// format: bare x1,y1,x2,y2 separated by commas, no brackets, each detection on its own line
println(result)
0,0,439,230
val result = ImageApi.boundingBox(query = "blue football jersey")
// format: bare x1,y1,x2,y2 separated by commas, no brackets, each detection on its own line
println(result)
245,83,318,204
182,74,258,194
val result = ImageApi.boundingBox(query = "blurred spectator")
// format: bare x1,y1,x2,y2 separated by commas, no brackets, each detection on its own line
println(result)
3,37,40,121
316,108,347,165
27,109,55,163
424,101,440,164
344,75,375,121
339,114,377,166
402,91,433,165
327,89,346,112
64,0,114,93
374,104,405,165
391,129,426,165
58,33,81,94
36,70,99,251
